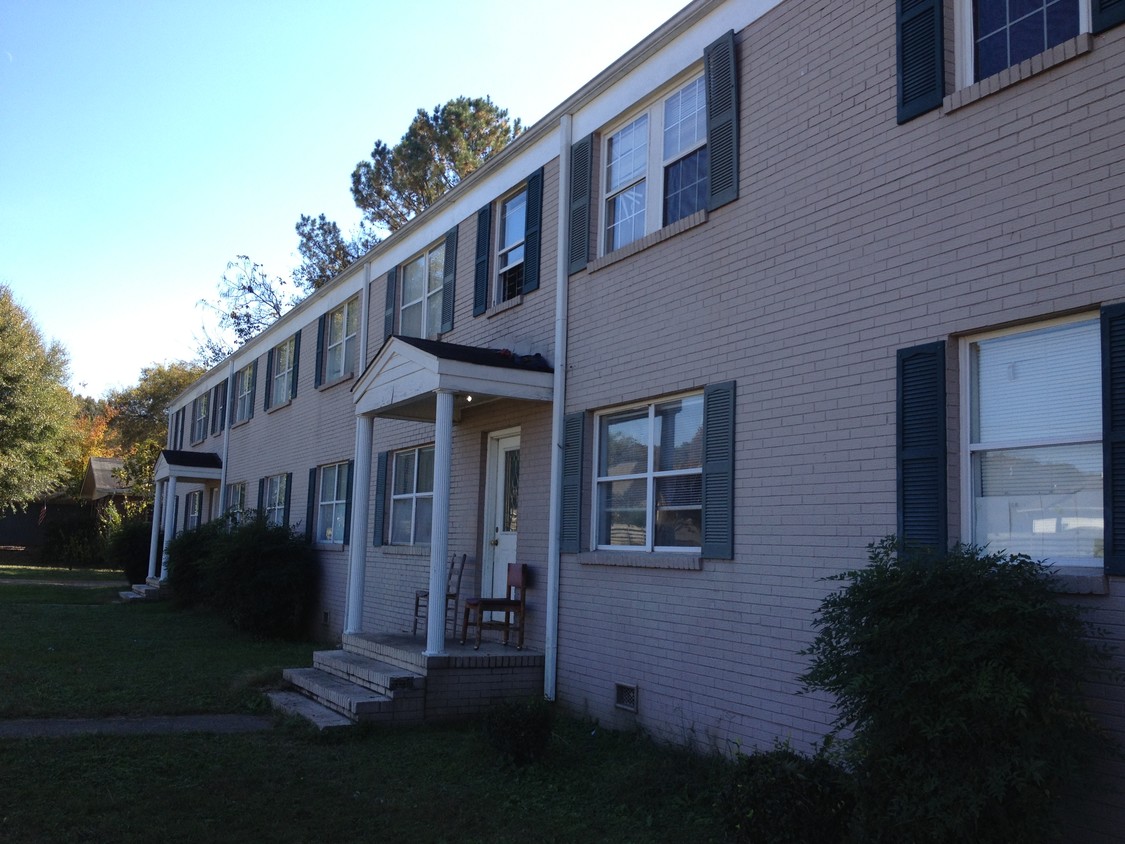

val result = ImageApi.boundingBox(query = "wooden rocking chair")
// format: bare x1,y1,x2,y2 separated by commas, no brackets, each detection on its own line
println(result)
413,553,467,636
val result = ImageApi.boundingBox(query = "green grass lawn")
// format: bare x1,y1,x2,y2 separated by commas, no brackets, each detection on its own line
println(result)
0,576,732,843
0,564,124,582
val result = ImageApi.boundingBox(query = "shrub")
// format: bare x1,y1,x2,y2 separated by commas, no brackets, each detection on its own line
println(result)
107,516,154,585
719,740,852,844
165,519,226,608
483,696,554,765
801,537,1114,843
40,501,103,566
206,515,319,639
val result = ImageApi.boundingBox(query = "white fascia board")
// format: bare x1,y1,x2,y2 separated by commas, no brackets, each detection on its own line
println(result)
571,0,782,139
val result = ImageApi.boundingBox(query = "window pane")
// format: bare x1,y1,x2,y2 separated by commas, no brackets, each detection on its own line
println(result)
607,114,648,192
663,77,706,161
334,463,350,499
503,449,519,532
655,475,702,547
401,301,422,338
416,447,434,493
390,500,413,544
501,190,527,251
600,408,650,476
598,479,647,546
415,497,433,544
346,300,359,335
403,258,425,303
428,245,445,292
655,395,704,471
426,290,442,336
972,320,1100,443
605,182,647,252
972,444,1103,563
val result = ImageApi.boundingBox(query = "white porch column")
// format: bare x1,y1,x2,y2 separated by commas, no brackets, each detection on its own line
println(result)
160,475,177,582
344,413,374,634
146,479,164,581
425,389,454,656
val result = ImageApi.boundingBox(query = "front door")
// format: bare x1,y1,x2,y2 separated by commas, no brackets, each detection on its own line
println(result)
484,431,520,599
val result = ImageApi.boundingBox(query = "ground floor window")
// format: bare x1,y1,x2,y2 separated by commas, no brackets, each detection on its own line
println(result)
964,315,1102,565
391,446,434,544
595,393,703,551
263,474,288,527
185,490,202,531
317,462,350,544
226,482,247,521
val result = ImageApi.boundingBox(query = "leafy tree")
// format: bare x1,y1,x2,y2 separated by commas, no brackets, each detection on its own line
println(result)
350,96,522,234
63,395,118,493
0,284,79,511
106,361,205,499
195,255,304,365
291,214,379,293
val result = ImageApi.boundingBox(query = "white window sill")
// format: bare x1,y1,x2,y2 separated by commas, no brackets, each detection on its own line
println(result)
944,33,1092,114
589,209,708,274
1049,565,1108,595
576,549,702,570
485,295,523,318
265,398,292,414
316,373,354,392
381,544,430,558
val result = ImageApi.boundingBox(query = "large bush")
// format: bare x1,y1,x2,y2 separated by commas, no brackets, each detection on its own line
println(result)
801,537,1114,843
165,515,318,638
107,515,154,584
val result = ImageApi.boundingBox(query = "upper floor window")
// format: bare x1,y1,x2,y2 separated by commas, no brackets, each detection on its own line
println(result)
971,0,1081,81
169,407,185,449
190,394,209,444
603,75,708,254
497,188,527,303
391,446,434,545
401,243,445,339
323,298,359,383
266,334,298,409
210,381,227,436
234,362,256,424
594,393,704,551
963,316,1101,566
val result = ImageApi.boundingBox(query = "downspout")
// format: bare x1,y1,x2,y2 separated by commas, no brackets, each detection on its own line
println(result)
218,360,234,514
545,113,573,701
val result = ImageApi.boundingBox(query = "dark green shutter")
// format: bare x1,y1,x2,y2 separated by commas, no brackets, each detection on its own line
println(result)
441,225,458,333
290,331,301,400
521,168,544,294
568,134,593,274
1102,305,1125,575
248,360,258,420
897,341,947,549
283,472,293,526
702,381,735,559
343,460,355,545
473,205,491,316
314,315,326,388
228,375,237,425
373,451,388,546
1094,0,1125,33
383,268,397,341
896,0,944,124
705,30,739,210
560,412,584,553
264,348,274,410
305,467,317,542
257,478,265,512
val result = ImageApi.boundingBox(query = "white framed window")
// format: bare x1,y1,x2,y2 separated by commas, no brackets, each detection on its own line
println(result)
497,187,527,303
226,482,247,520
324,298,359,383
400,243,445,338
390,446,434,545
961,315,1102,566
317,461,350,544
594,393,704,551
270,335,296,406
185,490,202,531
958,0,1089,85
190,394,209,444
234,363,255,424
602,74,708,254
264,474,288,527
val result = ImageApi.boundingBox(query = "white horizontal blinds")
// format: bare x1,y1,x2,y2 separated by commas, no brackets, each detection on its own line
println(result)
970,319,1102,564
973,319,1101,444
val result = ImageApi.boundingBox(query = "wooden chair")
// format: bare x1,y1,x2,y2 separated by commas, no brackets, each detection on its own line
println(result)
460,562,528,650
413,553,467,636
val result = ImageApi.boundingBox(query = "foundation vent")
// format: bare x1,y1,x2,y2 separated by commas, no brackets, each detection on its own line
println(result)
614,683,639,713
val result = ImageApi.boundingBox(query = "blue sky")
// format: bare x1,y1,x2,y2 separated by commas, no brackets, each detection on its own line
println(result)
0,0,687,397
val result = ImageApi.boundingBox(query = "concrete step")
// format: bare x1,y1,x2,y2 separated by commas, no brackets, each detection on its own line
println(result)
312,650,424,694
282,667,395,721
266,690,353,731
118,590,145,601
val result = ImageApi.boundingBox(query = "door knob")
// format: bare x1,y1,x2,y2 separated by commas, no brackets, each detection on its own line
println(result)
489,539,499,546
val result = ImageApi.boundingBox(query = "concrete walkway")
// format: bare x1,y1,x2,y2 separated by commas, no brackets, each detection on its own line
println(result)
0,714,276,738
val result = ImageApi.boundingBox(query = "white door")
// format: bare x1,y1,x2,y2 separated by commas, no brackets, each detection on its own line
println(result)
484,432,520,599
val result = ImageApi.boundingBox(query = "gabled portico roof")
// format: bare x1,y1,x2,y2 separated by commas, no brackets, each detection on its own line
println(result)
153,450,223,483
353,336,554,421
